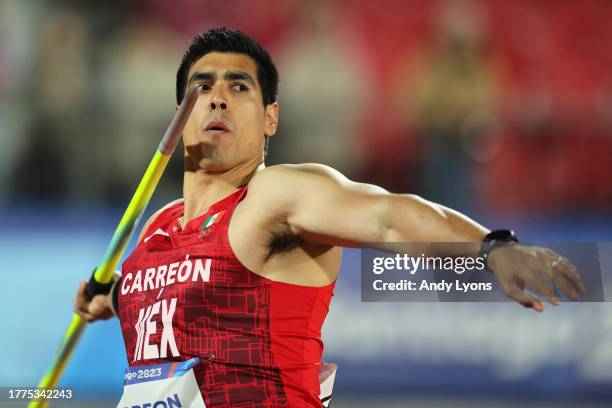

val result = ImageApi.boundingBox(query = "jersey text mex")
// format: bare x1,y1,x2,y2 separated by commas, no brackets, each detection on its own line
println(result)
118,185,335,407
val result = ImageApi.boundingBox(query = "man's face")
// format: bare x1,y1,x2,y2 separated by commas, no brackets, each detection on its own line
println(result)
181,52,278,172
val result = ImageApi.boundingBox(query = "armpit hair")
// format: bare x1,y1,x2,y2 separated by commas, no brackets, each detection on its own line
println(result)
266,221,304,260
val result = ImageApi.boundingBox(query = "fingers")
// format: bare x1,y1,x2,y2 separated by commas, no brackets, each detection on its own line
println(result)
74,280,115,322
551,272,579,300
518,256,582,307
506,287,544,312
90,294,114,321
495,246,587,311
543,251,586,299
528,273,560,305
74,280,94,322
528,257,584,305
556,257,586,295
497,277,544,312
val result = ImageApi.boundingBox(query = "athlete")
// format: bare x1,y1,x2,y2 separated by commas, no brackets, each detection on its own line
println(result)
74,28,585,407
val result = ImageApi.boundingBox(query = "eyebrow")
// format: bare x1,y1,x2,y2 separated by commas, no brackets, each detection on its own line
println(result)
188,71,256,87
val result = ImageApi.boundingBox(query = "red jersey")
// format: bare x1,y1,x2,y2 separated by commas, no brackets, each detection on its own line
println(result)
117,185,336,407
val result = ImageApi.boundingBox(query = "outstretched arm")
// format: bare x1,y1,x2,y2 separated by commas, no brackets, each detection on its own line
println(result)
255,164,585,311
256,164,487,245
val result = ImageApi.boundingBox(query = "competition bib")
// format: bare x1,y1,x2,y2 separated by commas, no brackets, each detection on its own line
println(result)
116,358,206,408
319,362,337,408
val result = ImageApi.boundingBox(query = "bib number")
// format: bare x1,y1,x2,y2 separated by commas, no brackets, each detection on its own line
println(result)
117,358,206,408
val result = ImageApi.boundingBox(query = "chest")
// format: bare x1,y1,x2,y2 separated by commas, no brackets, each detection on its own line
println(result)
121,215,260,300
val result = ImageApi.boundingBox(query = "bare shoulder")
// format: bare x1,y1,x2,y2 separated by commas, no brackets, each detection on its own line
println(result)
249,163,387,197
247,163,353,198
251,163,347,184
232,164,335,226
137,198,183,243
242,164,341,210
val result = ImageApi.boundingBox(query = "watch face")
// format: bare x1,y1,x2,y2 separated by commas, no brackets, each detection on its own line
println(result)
486,229,517,242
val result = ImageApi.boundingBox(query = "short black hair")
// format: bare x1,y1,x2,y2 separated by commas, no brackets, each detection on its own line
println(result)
176,28,279,107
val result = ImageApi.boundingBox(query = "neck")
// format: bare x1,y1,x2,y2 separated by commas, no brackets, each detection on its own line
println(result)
181,158,264,227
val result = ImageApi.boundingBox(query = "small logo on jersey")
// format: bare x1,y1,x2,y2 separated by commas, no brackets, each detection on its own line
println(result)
199,210,225,238
143,228,170,243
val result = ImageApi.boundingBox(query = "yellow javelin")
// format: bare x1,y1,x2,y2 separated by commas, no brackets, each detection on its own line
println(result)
28,85,201,408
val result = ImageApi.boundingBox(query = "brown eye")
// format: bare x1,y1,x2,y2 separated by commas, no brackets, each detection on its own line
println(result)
233,84,248,92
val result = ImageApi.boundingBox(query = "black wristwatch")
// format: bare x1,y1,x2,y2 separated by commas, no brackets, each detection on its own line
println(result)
480,229,519,271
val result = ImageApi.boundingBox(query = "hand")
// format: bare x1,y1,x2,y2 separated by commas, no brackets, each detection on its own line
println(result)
488,243,586,312
74,280,115,322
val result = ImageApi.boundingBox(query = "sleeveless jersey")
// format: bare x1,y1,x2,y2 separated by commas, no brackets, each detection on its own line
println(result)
117,185,336,407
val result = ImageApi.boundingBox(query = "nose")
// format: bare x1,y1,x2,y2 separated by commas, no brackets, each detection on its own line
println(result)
210,100,227,111
209,91,227,111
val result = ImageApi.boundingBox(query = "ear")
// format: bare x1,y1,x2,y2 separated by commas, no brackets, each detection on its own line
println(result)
264,102,280,137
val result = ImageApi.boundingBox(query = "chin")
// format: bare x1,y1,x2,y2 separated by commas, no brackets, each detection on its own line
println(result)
197,157,232,173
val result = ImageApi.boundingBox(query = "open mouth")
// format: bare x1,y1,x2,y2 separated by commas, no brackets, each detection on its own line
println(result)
204,120,229,134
